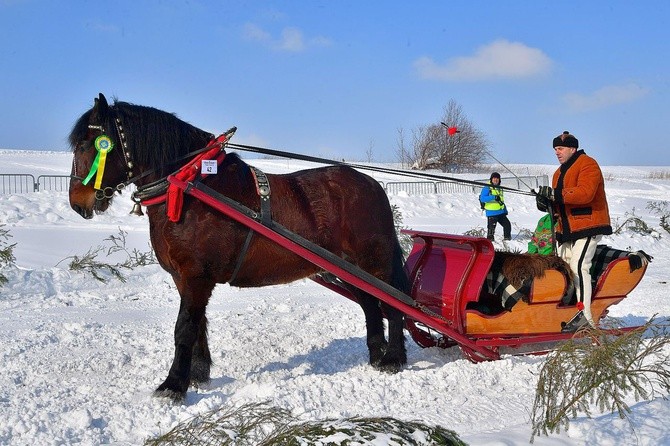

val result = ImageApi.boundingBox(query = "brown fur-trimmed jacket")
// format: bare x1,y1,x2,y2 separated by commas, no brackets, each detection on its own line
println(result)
552,150,612,243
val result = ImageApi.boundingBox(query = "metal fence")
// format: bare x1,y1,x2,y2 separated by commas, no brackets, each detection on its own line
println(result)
0,174,71,194
0,174,37,194
472,175,549,191
0,172,549,196
36,175,71,192
385,181,477,195
384,175,548,196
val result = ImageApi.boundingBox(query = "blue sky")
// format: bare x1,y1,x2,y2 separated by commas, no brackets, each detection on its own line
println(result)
1,1,668,165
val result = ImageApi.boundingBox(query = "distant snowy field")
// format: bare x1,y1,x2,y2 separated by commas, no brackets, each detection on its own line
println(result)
1,149,669,445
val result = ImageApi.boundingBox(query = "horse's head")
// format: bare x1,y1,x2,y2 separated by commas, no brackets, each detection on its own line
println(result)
68,93,132,219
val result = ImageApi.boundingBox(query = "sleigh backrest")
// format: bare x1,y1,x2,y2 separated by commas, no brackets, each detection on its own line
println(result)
403,231,494,330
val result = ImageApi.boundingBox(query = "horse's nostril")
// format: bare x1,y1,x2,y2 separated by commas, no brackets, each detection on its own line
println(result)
72,204,93,219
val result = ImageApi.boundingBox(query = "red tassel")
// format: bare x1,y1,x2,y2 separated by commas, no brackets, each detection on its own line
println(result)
162,134,232,222
166,185,184,222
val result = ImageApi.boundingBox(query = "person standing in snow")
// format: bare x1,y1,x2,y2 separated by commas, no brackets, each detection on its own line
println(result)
480,172,512,241
535,131,613,331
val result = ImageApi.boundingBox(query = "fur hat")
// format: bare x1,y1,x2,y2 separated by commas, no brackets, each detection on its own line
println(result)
490,172,501,181
553,131,579,149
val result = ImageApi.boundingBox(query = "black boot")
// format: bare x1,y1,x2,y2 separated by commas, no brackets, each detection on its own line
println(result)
561,311,589,333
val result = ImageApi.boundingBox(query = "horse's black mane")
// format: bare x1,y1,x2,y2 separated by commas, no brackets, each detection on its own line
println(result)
70,99,214,175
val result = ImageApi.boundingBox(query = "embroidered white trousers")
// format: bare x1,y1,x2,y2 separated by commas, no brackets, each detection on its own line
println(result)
558,235,603,325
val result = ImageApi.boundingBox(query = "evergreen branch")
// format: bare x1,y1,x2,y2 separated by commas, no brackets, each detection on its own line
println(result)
531,318,670,442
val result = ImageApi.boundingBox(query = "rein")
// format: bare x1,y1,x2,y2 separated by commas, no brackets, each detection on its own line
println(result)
226,142,536,197
75,113,533,215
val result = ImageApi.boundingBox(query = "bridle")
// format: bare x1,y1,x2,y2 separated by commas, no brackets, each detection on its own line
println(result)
72,109,226,207
71,112,138,202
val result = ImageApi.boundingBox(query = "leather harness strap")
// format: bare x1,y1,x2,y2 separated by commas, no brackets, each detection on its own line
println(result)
229,165,272,284
249,166,271,225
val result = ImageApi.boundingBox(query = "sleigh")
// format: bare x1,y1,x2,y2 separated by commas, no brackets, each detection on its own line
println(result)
399,231,647,360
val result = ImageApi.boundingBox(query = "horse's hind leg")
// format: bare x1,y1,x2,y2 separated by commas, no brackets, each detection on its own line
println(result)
379,303,406,373
380,241,409,372
357,293,387,367
357,241,408,372
357,293,407,373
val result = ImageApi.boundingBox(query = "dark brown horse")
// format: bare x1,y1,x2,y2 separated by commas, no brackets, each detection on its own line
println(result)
68,94,409,401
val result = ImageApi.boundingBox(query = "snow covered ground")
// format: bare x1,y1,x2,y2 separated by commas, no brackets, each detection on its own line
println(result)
1,149,669,445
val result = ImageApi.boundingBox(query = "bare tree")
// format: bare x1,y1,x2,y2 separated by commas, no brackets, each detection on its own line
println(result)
365,140,374,163
394,128,411,169
399,100,490,171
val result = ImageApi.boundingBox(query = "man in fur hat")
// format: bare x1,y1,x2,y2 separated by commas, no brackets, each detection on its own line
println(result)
536,131,613,331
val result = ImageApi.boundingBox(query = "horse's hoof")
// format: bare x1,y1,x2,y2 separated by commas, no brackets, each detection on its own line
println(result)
373,351,406,374
155,377,188,403
191,378,211,390
190,362,211,385
372,358,404,374
374,362,402,374
153,388,186,403
369,355,383,368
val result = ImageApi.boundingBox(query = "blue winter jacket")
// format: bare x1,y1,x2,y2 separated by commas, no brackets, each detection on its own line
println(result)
480,183,508,217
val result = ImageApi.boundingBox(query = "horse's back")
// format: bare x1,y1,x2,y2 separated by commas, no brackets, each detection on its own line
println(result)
271,165,392,231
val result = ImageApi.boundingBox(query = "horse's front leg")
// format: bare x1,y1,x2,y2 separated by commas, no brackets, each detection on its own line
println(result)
155,278,214,402
191,314,212,386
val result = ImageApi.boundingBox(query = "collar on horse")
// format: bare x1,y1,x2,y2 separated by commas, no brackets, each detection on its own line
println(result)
127,126,271,225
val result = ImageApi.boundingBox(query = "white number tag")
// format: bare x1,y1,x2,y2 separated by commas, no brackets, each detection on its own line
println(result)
202,160,217,174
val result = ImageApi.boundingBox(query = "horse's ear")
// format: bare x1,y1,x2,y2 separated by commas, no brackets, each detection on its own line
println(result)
96,93,109,112
92,93,109,121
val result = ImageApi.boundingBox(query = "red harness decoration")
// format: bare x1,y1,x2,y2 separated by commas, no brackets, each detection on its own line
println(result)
141,132,232,222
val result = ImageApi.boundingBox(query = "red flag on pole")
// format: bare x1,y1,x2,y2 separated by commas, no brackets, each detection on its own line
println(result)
447,126,459,136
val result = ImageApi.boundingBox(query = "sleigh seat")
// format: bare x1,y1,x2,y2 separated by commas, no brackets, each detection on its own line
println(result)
465,247,648,336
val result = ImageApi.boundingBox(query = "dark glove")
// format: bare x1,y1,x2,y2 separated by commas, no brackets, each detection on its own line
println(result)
628,250,653,271
534,186,553,212
533,189,548,212
495,195,503,204
537,186,554,201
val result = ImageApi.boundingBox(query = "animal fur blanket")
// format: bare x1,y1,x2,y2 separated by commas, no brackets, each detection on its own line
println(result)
482,245,651,313
485,252,574,311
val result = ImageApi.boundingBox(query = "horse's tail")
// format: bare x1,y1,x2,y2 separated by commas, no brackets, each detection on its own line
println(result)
390,240,411,295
